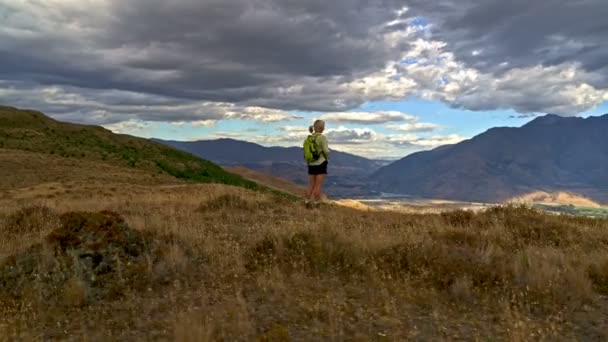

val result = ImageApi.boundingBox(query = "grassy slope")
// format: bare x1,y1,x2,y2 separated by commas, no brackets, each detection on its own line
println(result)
1,106,608,340
1,183,608,340
224,166,308,197
0,106,285,195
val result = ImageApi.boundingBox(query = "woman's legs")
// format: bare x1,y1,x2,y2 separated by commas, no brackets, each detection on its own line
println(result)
306,175,316,201
312,174,325,202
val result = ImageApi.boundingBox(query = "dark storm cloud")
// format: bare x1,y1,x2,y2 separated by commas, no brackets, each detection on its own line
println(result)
0,0,411,115
1,0,607,124
405,0,608,86
325,128,376,145
0,81,294,125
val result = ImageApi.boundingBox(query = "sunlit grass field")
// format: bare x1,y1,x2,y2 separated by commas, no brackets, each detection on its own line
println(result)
1,168,608,340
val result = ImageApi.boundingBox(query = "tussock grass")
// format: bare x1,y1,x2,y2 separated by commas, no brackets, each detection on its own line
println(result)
0,210,195,307
589,258,608,295
3,205,60,236
1,184,608,340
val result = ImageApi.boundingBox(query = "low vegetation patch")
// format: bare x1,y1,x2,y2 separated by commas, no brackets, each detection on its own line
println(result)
2,188,608,340
0,211,193,306
589,259,608,295
2,205,60,236
198,194,260,212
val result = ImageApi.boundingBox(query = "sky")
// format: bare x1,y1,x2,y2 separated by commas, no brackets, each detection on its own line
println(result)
1,0,607,159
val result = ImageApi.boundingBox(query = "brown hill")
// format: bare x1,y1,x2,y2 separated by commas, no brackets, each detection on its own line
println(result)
0,105,278,195
507,191,603,208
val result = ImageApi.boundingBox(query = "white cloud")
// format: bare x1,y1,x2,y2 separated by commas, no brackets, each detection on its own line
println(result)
279,125,308,132
318,111,416,124
386,122,441,133
410,134,466,147
224,105,294,122
103,120,148,134
346,61,417,101
351,38,608,116
321,125,468,157
191,120,216,127
446,64,608,115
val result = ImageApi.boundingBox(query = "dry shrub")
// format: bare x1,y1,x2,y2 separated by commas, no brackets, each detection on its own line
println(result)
245,236,278,272
3,205,60,236
372,241,510,290
284,231,364,274
588,258,608,295
258,323,291,342
198,194,250,211
502,304,539,342
431,229,484,248
481,205,582,248
0,210,192,305
197,193,291,214
440,209,475,227
449,275,474,302
173,312,215,342
62,277,88,307
153,243,191,283
511,247,594,307
245,231,365,275
198,194,261,212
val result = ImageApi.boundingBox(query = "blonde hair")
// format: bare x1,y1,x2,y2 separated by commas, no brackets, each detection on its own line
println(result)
309,120,325,133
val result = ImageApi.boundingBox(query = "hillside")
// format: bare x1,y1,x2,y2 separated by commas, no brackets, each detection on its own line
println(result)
0,106,271,193
154,138,385,197
0,148,177,196
2,174,608,340
371,114,608,203
223,165,308,197
508,191,602,208
1,107,608,340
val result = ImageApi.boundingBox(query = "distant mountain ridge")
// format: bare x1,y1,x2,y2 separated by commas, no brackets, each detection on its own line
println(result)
153,138,385,197
371,114,608,203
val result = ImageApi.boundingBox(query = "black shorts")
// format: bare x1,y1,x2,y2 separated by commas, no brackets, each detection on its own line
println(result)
308,161,328,175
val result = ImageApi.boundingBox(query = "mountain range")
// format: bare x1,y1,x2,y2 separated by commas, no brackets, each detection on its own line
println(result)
4,105,608,204
157,114,608,203
371,114,608,203
154,138,387,197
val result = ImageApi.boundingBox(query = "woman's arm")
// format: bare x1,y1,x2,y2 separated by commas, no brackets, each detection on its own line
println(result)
318,135,330,160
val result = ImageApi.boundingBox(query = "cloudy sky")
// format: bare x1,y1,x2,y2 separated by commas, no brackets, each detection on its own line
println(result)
1,0,607,159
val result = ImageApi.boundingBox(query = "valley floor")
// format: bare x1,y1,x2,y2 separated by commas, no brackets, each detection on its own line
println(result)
2,172,608,340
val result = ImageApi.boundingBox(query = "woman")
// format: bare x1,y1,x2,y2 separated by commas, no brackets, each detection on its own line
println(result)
305,119,329,208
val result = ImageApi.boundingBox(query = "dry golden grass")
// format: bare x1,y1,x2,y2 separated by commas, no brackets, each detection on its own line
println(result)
224,166,308,197
224,165,331,203
0,149,178,193
1,179,608,341
1,150,607,340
